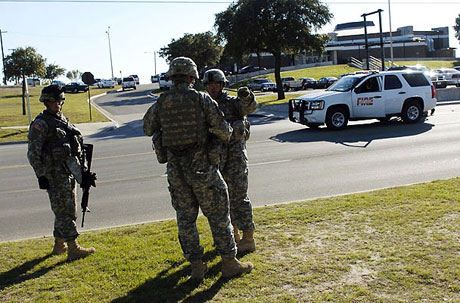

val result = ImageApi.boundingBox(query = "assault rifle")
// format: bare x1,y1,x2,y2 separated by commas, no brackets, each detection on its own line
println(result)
80,143,97,227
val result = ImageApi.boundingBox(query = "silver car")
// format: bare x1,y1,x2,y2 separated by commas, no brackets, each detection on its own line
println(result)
435,68,460,87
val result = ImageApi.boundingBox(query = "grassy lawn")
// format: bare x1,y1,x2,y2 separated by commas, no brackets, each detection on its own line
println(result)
1,178,459,302
0,86,112,143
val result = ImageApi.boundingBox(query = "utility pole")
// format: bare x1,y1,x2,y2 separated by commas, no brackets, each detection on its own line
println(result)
106,26,114,80
0,29,7,85
388,0,394,67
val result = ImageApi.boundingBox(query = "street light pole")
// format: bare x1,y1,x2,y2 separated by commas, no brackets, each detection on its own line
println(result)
154,50,157,76
388,0,394,67
106,26,114,80
0,29,7,85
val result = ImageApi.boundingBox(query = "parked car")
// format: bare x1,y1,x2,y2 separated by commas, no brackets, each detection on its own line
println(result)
247,78,276,92
237,65,266,74
122,77,136,91
425,70,447,88
288,70,436,130
130,75,140,84
26,78,40,86
299,77,317,89
64,82,88,93
51,80,65,87
435,68,460,87
316,77,338,89
281,77,303,91
151,74,159,83
159,73,173,90
97,79,116,88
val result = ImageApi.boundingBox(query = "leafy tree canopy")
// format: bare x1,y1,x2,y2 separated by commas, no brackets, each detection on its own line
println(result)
44,63,66,82
215,0,332,99
454,14,460,42
4,46,46,83
159,31,223,73
66,70,81,81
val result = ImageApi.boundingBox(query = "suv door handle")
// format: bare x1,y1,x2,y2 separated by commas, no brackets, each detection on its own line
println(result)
398,91,406,94
374,96,382,99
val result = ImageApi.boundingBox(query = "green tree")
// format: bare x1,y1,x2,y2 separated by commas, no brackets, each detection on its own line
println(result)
454,14,460,43
215,0,332,99
66,70,81,81
4,47,46,115
4,46,46,84
44,63,65,83
159,31,223,73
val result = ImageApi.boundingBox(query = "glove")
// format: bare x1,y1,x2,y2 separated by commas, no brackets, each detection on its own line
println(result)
81,171,97,188
38,176,50,190
237,86,250,99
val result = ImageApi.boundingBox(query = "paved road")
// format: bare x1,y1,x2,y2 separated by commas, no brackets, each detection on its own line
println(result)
2,84,460,242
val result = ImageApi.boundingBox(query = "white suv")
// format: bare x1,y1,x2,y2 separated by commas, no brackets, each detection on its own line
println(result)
122,77,136,91
289,71,436,130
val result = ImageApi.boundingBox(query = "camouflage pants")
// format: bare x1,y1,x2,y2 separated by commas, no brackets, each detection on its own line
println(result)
220,141,255,231
167,151,236,261
46,168,79,241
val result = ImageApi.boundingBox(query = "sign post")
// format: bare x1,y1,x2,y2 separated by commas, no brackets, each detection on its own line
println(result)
82,72,95,121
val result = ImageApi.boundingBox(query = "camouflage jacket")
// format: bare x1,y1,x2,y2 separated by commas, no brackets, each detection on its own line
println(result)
215,90,258,142
27,110,83,178
143,83,232,147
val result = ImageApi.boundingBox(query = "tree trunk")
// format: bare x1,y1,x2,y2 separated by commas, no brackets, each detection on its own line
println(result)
273,51,285,100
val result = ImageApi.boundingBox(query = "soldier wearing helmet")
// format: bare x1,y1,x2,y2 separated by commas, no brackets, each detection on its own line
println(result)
203,68,258,254
143,57,253,280
27,84,95,261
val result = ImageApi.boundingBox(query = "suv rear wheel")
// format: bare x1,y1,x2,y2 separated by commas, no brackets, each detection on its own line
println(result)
402,100,422,123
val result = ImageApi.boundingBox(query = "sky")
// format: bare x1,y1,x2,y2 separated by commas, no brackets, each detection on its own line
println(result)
0,0,459,84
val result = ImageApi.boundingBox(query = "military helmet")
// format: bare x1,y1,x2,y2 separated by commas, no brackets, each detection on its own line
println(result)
40,84,65,103
166,57,199,79
202,69,229,85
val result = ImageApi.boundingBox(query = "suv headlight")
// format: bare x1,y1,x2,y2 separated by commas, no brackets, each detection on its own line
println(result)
308,100,325,110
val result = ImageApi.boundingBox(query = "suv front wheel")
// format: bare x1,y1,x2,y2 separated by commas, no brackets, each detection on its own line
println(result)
402,100,422,123
326,106,348,130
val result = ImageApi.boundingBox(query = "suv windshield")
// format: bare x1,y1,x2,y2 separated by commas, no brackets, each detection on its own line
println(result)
327,76,365,92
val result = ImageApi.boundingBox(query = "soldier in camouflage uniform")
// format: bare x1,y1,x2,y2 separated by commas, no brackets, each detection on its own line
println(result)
143,57,253,280
202,69,258,253
27,84,95,261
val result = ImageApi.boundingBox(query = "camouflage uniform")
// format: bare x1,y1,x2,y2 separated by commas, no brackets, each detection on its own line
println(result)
143,65,237,262
215,90,258,231
27,108,83,241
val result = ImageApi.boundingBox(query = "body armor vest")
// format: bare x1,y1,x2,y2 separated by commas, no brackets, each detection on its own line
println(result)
35,111,82,159
158,88,208,147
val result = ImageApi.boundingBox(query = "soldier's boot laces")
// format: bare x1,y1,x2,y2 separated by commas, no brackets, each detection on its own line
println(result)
233,227,241,243
51,237,67,255
67,239,95,261
237,230,256,253
221,257,253,278
191,260,208,280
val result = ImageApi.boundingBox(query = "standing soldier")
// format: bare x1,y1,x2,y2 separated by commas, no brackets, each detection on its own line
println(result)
202,69,258,253
27,84,95,261
143,57,253,280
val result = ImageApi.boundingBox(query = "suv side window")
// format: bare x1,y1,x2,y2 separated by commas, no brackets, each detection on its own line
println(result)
384,75,403,90
402,73,430,87
360,77,380,93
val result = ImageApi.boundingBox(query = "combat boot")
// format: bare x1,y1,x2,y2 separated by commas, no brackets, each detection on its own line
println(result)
51,237,67,255
221,257,253,278
237,230,256,253
190,260,208,280
67,239,95,261
233,226,241,243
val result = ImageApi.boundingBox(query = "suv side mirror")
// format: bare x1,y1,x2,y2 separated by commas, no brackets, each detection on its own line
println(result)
354,86,362,94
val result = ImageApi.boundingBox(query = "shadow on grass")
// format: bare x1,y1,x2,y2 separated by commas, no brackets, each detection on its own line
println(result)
0,253,66,291
112,249,233,303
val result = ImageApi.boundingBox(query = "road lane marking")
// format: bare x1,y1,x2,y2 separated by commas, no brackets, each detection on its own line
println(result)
249,159,291,166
